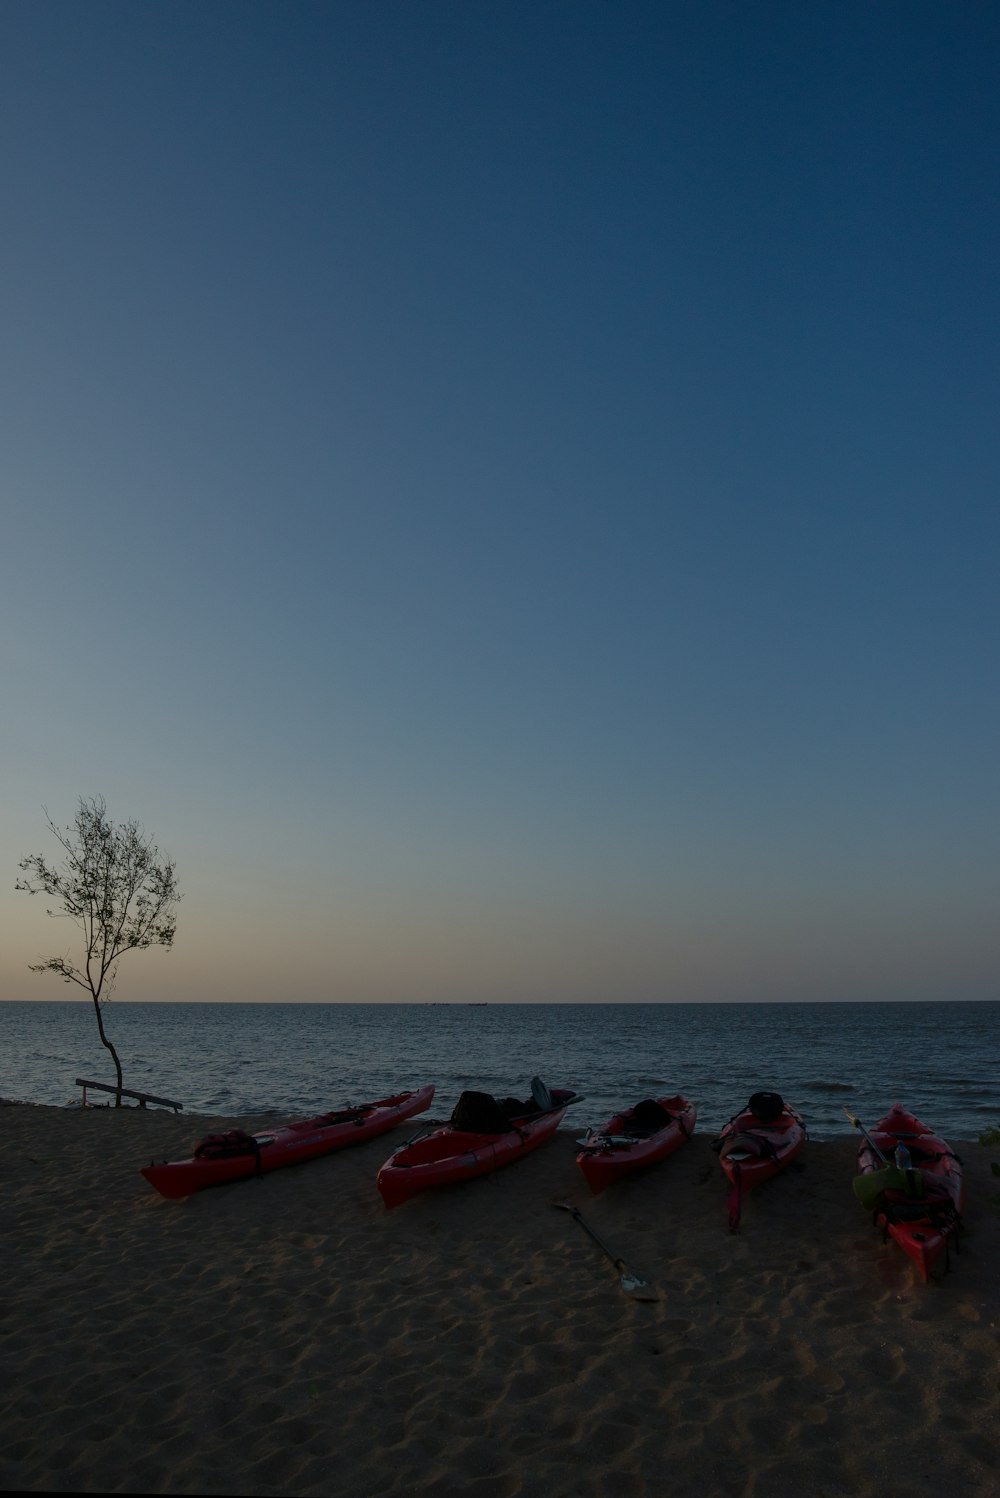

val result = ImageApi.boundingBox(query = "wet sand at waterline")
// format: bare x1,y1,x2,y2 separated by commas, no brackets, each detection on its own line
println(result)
2,1101,998,1497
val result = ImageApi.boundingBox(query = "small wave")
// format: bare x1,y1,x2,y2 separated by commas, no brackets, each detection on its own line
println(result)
4,996,998,1125
801,1080,857,1093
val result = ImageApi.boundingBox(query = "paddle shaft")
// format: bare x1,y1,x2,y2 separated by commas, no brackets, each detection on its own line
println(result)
553,1202,658,1300
843,1108,889,1166
559,1205,628,1273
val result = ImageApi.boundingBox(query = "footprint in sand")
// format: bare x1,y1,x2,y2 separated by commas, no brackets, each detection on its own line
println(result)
810,1367,845,1393
858,1344,904,1383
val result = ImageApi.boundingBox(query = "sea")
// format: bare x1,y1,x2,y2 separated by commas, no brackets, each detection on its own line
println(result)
2,999,997,1140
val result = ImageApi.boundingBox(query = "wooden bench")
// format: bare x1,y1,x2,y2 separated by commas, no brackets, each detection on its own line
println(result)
75,1079,183,1112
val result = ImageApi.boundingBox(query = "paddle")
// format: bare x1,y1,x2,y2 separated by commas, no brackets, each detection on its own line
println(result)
843,1108,889,1166
552,1201,659,1301
531,1076,553,1111
575,1133,641,1150
531,1078,586,1114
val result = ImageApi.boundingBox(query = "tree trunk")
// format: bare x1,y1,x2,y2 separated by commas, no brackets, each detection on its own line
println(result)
92,994,124,1104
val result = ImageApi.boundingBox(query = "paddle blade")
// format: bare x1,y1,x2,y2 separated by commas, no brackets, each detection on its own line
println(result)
531,1076,553,1111
620,1270,659,1302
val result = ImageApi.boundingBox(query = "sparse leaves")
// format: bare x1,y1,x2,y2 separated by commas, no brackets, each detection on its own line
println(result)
16,796,180,1099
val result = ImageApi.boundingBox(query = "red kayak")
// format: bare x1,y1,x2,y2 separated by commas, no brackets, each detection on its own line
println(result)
713,1092,806,1230
576,1094,697,1194
853,1104,964,1282
141,1085,435,1199
377,1081,581,1209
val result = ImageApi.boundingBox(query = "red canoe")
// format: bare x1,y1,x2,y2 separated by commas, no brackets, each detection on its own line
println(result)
141,1085,435,1199
576,1094,697,1194
377,1084,580,1209
854,1103,964,1282
713,1093,806,1230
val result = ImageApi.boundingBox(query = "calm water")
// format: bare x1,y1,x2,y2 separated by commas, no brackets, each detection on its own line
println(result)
1,1000,997,1140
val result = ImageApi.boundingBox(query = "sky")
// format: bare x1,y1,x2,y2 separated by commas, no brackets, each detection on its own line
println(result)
2,1,998,1005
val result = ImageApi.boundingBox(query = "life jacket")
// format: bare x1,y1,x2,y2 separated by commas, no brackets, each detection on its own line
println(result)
853,1164,925,1212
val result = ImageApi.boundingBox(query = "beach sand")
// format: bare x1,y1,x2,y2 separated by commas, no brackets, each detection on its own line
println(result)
2,1100,998,1497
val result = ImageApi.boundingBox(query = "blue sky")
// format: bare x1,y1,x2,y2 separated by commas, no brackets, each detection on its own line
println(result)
3,1,998,1003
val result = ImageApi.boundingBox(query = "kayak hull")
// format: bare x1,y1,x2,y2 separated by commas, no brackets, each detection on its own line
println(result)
141,1085,436,1199
716,1106,806,1189
855,1104,964,1282
576,1095,697,1194
377,1087,579,1208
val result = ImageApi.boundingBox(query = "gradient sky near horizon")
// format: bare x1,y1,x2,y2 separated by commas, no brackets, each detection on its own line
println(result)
3,1,998,1005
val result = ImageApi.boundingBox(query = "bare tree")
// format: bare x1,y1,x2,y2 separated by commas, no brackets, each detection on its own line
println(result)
16,796,180,1103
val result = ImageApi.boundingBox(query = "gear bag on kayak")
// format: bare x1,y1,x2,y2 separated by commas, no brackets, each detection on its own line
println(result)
449,1091,518,1133
630,1099,674,1134
853,1165,926,1212
193,1129,262,1161
747,1092,785,1124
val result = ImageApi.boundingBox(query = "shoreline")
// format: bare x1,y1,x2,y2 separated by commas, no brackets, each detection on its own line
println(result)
3,1103,999,1496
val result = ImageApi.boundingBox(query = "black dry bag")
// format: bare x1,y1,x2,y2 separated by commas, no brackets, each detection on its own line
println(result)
747,1092,784,1125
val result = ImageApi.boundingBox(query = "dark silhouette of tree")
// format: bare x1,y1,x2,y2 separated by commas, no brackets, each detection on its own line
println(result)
16,796,180,1103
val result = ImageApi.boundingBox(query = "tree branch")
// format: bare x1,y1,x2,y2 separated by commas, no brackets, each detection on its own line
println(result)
16,797,181,1094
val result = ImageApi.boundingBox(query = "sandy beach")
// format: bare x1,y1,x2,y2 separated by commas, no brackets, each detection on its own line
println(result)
2,1101,998,1497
